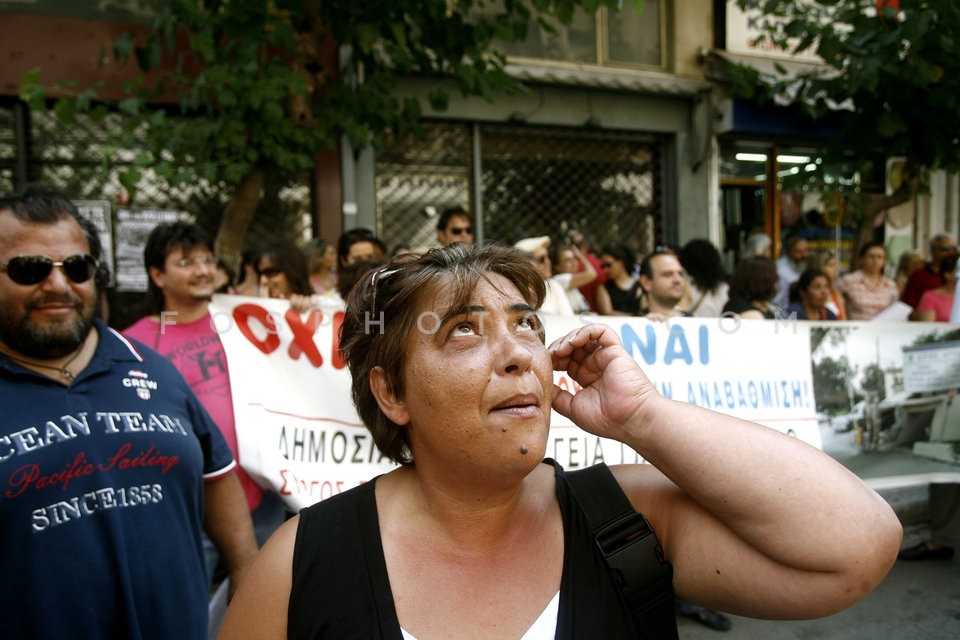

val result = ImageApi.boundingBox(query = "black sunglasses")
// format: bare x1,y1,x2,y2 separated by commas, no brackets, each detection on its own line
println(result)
258,267,283,278
450,226,472,235
0,254,99,286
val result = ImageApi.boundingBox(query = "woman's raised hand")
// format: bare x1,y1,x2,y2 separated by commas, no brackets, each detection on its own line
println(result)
548,323,659,441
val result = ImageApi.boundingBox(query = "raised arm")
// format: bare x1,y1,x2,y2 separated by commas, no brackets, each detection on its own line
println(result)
549,324,901,619
564,245,598,290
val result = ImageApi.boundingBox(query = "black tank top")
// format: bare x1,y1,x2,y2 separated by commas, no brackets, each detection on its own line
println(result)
604,280,642,315
288,460,642,639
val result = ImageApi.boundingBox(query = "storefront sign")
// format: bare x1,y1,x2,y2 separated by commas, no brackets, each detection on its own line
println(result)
902,341,960,393
726,1,823,62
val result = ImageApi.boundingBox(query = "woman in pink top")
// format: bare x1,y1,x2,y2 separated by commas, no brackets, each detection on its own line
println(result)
914,254,958,322
837,242,898,320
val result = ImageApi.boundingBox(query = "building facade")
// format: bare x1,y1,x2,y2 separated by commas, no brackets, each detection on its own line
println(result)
1,1,955,281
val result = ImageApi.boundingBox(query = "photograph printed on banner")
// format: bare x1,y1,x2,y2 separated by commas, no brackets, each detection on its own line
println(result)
809,321,960,473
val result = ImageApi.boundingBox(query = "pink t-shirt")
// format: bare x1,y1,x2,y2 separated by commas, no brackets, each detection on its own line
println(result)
124,313,263,510
916,288,955,322
837,271,899,321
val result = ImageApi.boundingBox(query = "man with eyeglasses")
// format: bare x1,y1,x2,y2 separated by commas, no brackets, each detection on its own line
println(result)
124,222,286,584
903,233,958,312
0,185,257,639
436,206,475,247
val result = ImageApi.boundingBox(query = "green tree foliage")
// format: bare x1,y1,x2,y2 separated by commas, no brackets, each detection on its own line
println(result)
813,355,857,409
859,362,885,400
19,0,638,260
911,326,960,344
731,1,960,254
734,0,960,172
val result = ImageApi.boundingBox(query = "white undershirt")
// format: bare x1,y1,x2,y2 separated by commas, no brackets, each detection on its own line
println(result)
400,590,560,640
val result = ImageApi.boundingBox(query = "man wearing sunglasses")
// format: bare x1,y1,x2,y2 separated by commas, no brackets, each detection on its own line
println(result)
436,206,475,247
0,186,257,640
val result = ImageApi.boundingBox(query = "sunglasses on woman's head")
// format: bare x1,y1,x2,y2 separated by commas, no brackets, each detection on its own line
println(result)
0,254,98,285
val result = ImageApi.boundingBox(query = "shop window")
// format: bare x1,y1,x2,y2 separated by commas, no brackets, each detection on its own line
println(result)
720,142,862,269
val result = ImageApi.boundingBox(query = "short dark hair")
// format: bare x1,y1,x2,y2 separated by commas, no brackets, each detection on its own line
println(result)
783,234,807,253
600,242,636,273
789,268,828,304
142,222,213,315
336,257,385,301
340,243,545,465
679,239,726,293
639,246,678,279
0,183,102,264
337,227,385,265
436,206,470,232
729,256,778,302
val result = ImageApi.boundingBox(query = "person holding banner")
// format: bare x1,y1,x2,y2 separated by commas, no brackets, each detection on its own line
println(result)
0,186,257,639
220,243,901,640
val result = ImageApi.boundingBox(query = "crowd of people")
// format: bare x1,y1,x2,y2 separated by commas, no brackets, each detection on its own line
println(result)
199,201,958,329
4,182,958,639
505,228,957,326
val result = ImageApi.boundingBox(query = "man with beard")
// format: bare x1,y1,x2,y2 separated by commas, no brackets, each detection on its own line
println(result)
0,185,257,640
773,234,810,309
124,222,286,584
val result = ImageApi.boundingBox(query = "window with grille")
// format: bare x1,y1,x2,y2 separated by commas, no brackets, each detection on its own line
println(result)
375,121,663,257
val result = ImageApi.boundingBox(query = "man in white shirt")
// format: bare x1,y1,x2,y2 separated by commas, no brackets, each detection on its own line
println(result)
774,235,810,308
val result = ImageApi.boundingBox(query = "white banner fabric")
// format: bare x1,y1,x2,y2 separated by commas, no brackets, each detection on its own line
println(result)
209,296,817,511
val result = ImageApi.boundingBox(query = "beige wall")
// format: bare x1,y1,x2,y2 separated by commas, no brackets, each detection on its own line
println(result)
671,0,714,77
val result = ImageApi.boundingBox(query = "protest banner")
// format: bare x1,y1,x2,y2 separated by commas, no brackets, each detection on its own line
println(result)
211,296,823,511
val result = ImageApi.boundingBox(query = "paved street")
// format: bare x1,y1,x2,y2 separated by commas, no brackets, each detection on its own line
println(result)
678,556,960,639
681,425,960,639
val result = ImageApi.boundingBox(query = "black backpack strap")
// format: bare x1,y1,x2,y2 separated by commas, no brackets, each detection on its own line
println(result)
565,464,678,640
